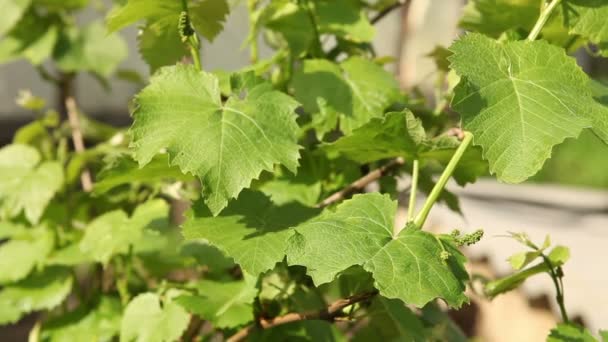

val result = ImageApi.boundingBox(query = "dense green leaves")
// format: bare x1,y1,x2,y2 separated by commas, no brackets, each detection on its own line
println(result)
120,292,190,342
450,33,605,183
291,57,401,135
287,193,469,308
130,65,301,215
0,267,73,324
0,144,63,224
183,190,320,275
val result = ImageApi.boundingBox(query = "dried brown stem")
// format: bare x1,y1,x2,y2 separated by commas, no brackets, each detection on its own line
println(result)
227,290,378,342
65,97,93,192
316,157,405,208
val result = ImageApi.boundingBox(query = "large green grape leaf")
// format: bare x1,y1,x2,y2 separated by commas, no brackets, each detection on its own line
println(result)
449,33,605,183
79,200,169,264
0,227,54,284
120,292,190,342
183,190,320,275
130,65,300,215
175,277,257,328
0,0,30,35
54,21,127,77
286,193,469,308
0,144,63,224
0,10,59,65
40,296,122,342
107,0,228,42
291,57,401,135
0,267,73,325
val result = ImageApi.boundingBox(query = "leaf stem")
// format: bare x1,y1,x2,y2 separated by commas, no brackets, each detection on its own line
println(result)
527,0,562,41
414,131,473,228
407,159,419,221
541,255,569,323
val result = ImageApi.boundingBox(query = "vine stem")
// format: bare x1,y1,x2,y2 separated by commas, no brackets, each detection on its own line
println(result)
228,290,378,342
65,96,93,192
413,131,473,228
527,0,562,41
407,159,419,221
181,0,201,71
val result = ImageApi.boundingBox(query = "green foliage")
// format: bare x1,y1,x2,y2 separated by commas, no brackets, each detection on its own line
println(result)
1,0,607,340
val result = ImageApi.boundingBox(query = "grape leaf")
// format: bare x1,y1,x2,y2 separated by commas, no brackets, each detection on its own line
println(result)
94,154,193,195
54,21,127,77
0,144,63,224
40,296,122,342
459,0,539,38
324,111,487,185
138,19,188,74
129,65,300,215
567,0,608,56
79,200,169,264
291,57,401,135
0,10,59,65
250,320,346,342
449,33,603,183
0,267,73,325
286,193,469,308
35,0,90,10
175,277,257,328
0,227,54,284
106,0,229,42
353,297,428,342
182,190,320,276
0,0,30,35
262,0,315,55
547,323,596,342
315,0,375,43
120,292,190,342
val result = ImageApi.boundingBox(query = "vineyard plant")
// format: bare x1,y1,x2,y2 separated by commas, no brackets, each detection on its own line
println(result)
0,0,607,341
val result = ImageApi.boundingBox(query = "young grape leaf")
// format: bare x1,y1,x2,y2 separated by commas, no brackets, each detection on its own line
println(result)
0,10,59,65
0,144,63,224
54,21,127,77
129,65,300,215
175,277,257,328
449,33,603,183
79,200,169,264
291,57,401,135
106,0,229,42
353,297,428,342
547,323,597,342
120,292,190,342
183,190,320,276
0,0,31,35
0,267,73,325
40,296,122,342
0,227,54,284
286,193,469,308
